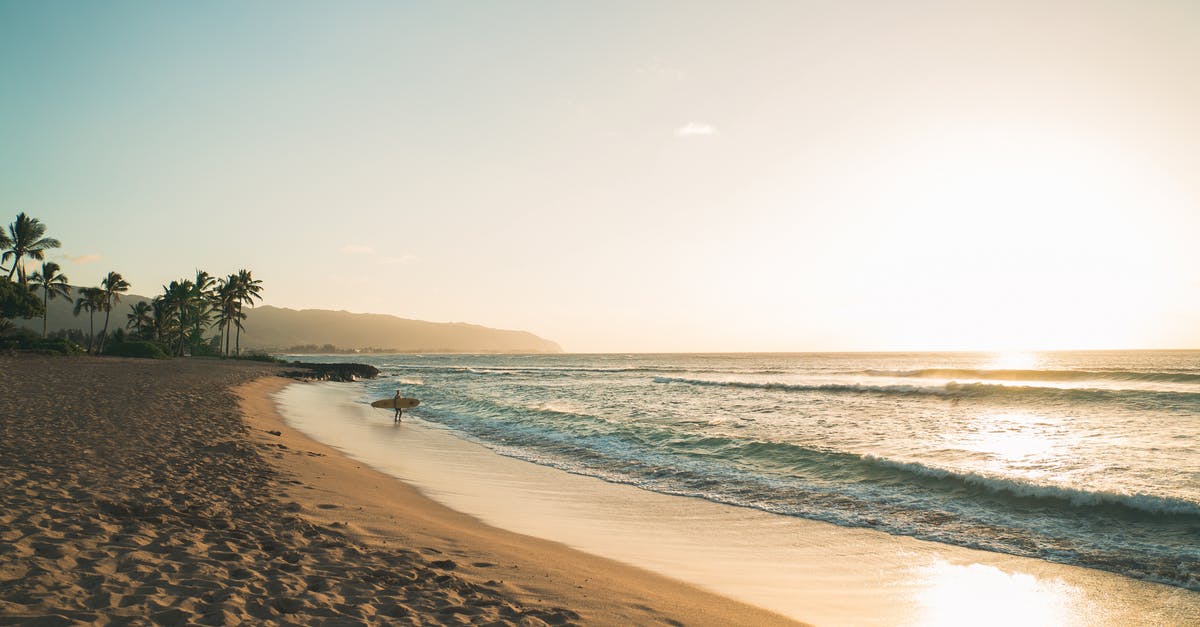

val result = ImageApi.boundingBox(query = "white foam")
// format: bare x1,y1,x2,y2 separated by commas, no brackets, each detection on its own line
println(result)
273,381,1200,625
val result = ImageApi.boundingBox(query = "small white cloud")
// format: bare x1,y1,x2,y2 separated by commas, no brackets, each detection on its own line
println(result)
675,122,716,137
637,57,685,81
70,253,102,265
381,254,417,264
340,244,375,255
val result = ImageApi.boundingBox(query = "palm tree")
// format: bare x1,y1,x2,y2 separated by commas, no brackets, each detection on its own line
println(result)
28,261,71,338
3,213,61,285
189,270,217,352
161,279,196,357
126,301,153,339
214,276,239,358
72,287,104,353
0,228,11,276
96,271,130,354
194,270,216,296
232,269,263,356
151,296,173,345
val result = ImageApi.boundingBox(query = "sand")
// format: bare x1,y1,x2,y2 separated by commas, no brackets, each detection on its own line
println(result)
0,355,796,626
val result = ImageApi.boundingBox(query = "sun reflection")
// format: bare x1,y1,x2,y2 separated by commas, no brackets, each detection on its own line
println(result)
964,412,1059,465
914,560,1086,626
984,351,1040,371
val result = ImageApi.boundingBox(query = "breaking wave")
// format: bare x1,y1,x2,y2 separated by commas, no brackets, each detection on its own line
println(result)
858,454,1200,517
860,368,1200,384
652,376,1200,407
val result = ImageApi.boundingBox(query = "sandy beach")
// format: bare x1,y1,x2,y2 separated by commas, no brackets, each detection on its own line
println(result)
0,356,795,626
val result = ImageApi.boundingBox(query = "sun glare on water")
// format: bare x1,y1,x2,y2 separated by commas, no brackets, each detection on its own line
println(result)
915,561,1090,626
961,412,1064,470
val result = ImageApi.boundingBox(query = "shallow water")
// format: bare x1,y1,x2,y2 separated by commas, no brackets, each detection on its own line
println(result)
276,379,1200,625
283,351,1200,591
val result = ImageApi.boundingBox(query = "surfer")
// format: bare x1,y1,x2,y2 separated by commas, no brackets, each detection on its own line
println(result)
393,389,403,423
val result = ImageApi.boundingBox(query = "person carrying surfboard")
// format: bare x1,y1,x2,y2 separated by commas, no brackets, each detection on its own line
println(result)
369,394,420,415
393,389,403,423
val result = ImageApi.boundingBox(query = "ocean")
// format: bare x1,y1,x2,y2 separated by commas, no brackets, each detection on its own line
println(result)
284,350,1199,592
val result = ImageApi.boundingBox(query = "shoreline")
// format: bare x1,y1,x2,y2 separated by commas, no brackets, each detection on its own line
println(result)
274,378,1200,625
238,376,800,625
0,356,793,625
3,356,1195,624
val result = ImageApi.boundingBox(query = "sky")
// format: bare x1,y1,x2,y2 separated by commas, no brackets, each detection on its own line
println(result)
2,1,1199,352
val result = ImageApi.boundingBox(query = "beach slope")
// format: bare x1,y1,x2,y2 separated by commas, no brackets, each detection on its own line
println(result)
0,356,795,625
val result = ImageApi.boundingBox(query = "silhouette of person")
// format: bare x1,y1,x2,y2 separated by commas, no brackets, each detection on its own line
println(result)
393,389,403,423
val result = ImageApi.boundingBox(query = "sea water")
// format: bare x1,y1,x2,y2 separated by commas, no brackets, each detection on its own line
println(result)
284,351,1200,592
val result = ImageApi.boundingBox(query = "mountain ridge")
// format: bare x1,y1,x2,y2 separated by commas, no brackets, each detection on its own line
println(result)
17,290,563,354
245,305,562,353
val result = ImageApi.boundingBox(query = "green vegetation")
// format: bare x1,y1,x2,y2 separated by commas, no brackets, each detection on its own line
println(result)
34,338,84,356
96,271,130,354
0,325,82,355
103,340,170,359
2,213,61,284
0,277,42,322
126,301,153,339
237,350,283,363
284,343,406,354
72,287,103,354
139,269,265,358
29,261,71,338
0,214,53,328
0,212,265,359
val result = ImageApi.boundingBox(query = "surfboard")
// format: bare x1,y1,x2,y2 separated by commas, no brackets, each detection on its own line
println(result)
371,397,420,409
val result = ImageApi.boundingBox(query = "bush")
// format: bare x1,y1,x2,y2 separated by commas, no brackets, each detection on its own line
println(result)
31,339,85,356
0,336,84,355
104,340,170,359
2,326,41,343
236,351,282,363
0,279,42,320
190,339,222,357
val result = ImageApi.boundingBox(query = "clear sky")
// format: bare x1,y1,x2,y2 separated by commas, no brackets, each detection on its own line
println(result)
2,1,1198,352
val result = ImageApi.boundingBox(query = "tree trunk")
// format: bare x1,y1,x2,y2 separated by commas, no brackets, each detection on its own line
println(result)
224,323,230,358
235,303,242,356
178,313,186,357
42,288,48,338
97,304,112,354
87,311,95,354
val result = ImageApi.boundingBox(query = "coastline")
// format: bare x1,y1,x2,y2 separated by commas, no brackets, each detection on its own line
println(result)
0,356,792,625
3,355,1195,625
274,378,1200,625
239,375,800,625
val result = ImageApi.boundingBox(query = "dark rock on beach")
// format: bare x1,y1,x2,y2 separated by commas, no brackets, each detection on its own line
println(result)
282,361,381,382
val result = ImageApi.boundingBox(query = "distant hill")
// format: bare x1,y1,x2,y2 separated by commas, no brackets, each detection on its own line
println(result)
238,306,562,353
17,291,562,354
16,286,153,337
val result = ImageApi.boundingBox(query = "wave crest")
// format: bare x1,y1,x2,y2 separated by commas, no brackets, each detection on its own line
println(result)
652,376,1200,406
861,368,1200,384
860,454,1200,517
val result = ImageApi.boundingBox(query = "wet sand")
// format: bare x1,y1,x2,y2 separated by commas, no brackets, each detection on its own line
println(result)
0,356,795,625
276,380,1200,626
